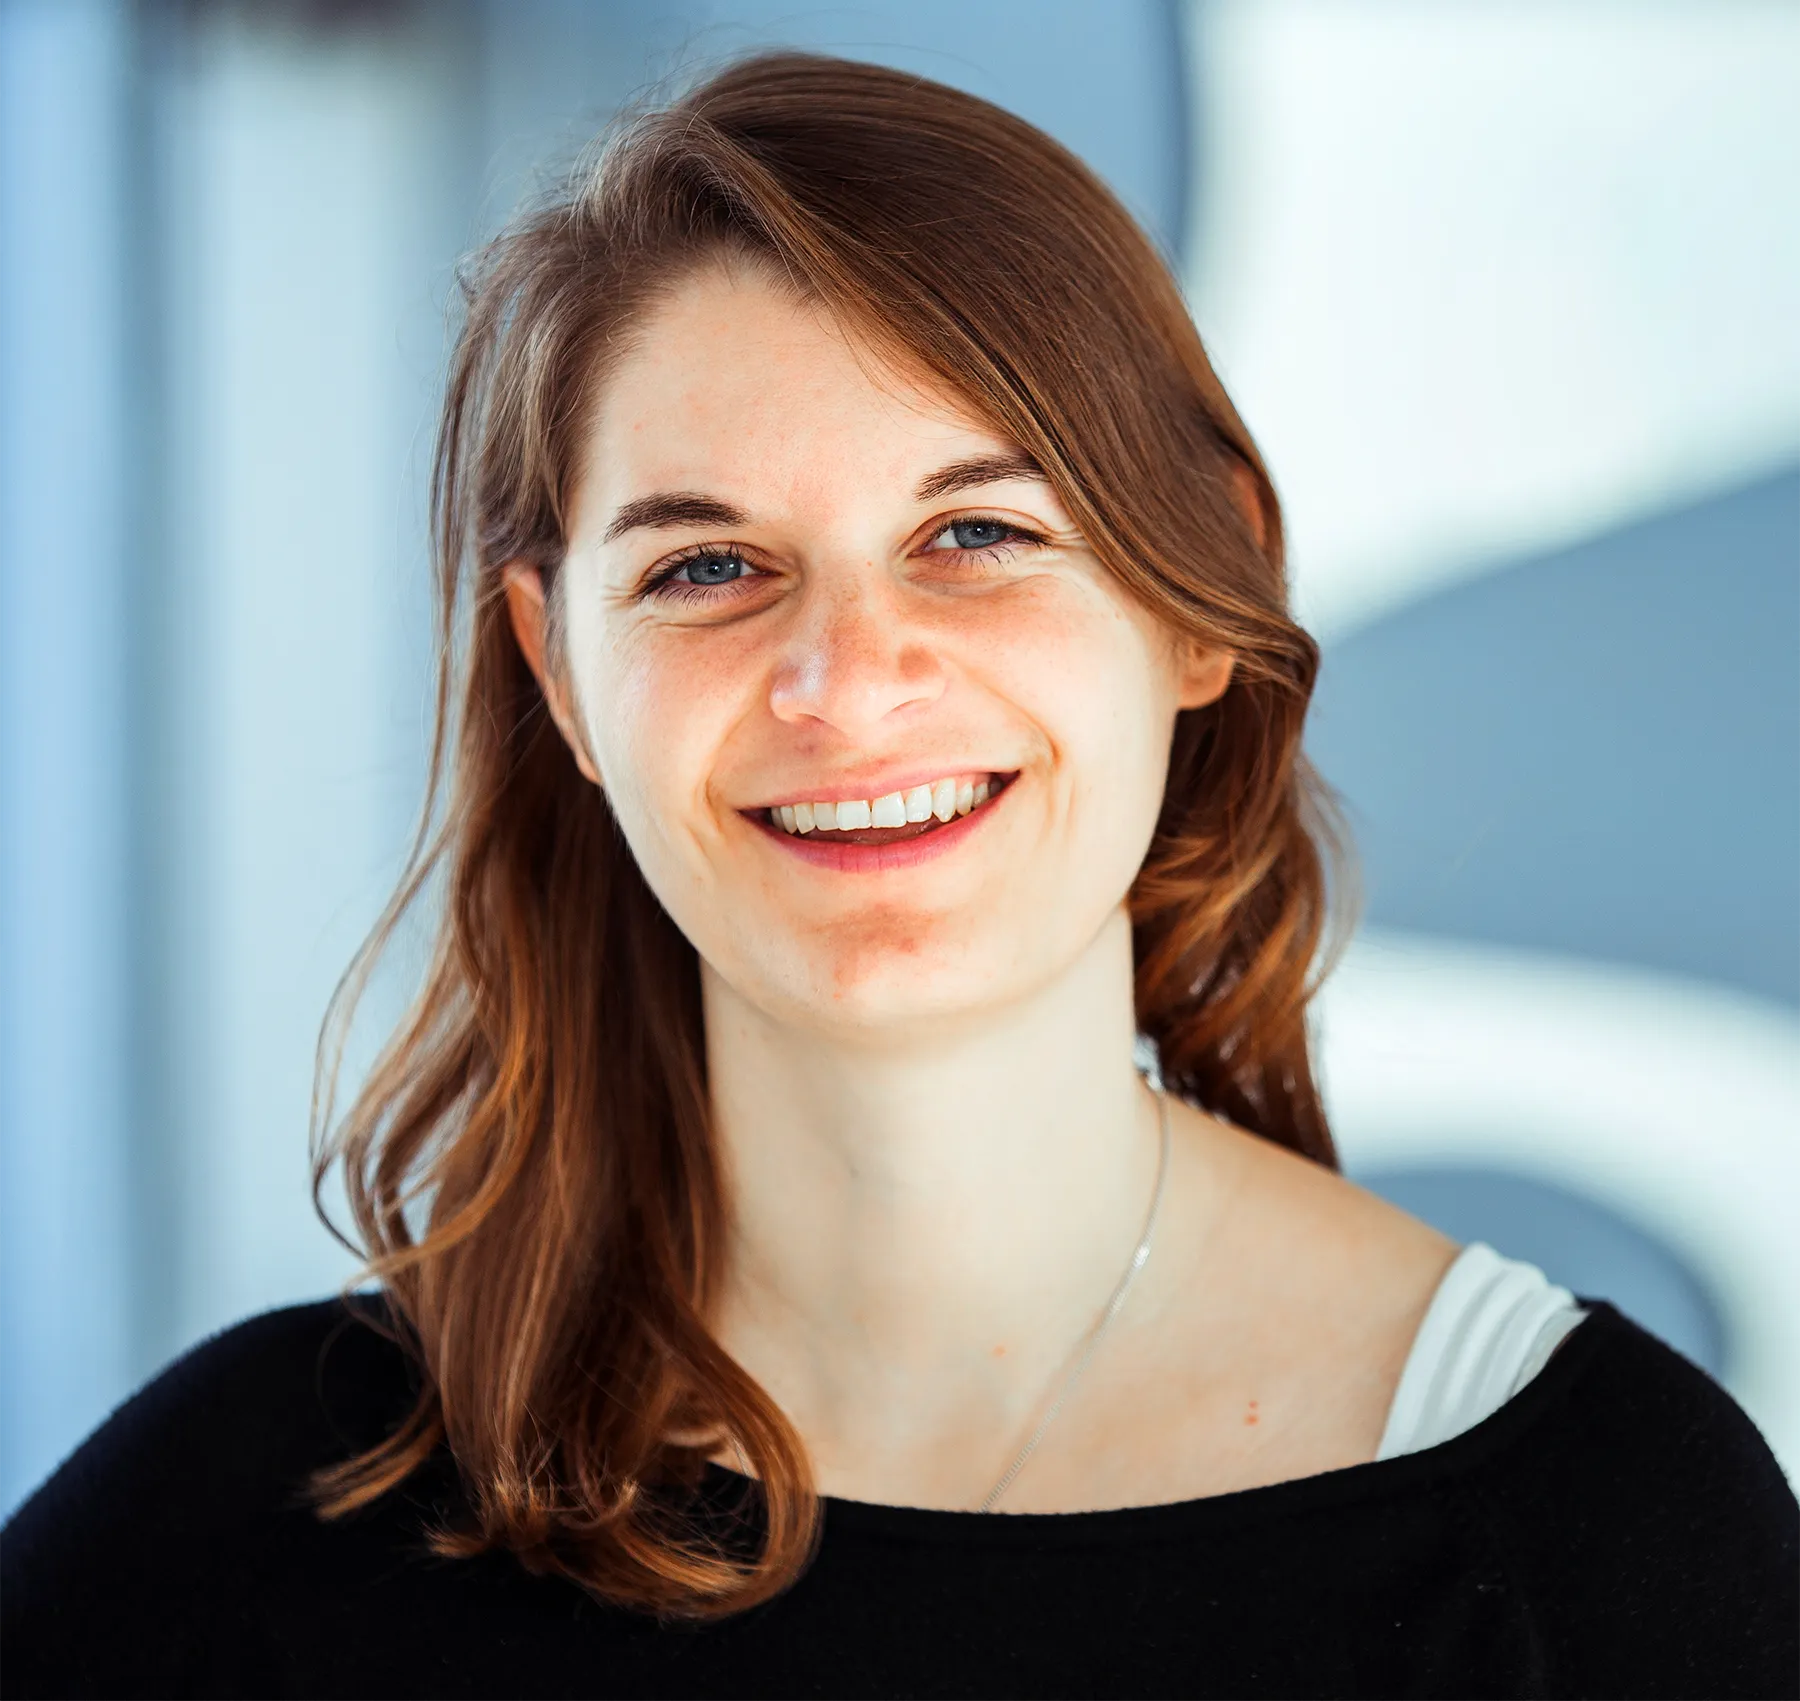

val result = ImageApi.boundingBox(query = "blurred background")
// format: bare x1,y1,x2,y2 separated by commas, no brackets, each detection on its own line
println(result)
2,0,1795,1517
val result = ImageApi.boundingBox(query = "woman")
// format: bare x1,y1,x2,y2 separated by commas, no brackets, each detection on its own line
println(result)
4,52,1793,1700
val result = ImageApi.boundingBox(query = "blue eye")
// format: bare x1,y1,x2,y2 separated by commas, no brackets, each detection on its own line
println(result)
646,549,762,603
674,551,748,586
946,519,1012,550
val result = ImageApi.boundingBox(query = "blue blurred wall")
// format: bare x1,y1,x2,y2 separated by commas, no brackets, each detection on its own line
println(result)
0,0,1193,1519
2,0,1794,1513
1311,467,1800,1008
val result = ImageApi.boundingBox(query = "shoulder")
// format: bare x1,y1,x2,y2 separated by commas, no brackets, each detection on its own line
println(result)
1175,1099,1459,1294
1184,1112,1460,1393
1,1294,418,1695
1471,1301,1797,1550
1455,1303,1798,1694
10,1293,414,1523
1123,1107,1459,1490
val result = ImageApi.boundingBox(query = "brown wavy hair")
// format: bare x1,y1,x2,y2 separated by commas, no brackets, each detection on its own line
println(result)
311,50,1344,1620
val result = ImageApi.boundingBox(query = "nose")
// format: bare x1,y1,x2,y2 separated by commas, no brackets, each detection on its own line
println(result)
768,572,947,738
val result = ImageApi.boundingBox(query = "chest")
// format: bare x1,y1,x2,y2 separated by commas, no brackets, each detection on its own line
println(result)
252,1490,1545,1699
977,1294,1412,1512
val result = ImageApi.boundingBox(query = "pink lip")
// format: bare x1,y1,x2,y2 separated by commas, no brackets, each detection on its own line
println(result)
747,776,1015,872
748,766,1014,811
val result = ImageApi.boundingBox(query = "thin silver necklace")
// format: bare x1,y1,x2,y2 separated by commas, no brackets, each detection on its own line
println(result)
977,1082,1172,1513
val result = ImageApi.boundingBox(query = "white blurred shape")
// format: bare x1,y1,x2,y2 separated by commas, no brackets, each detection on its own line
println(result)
1186,0,1800,639
158,13,448,1351
1317,929,1800,1483
0,0,132,1515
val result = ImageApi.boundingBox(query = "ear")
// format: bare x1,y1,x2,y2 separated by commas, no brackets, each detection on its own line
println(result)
1168,456,1263,710
1176,641,1235,711
1226,456,1269,553
502,564,604,787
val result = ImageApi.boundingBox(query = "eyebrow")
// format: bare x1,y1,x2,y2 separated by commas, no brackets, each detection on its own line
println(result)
913,451,1046,503
603,492,747,543
602,451,1046,544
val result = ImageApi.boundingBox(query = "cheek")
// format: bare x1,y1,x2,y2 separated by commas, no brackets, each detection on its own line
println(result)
973,579,1173,809
570,614,762,848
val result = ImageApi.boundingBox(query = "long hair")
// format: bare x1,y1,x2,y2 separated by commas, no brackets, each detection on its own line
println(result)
311,51,1345,1620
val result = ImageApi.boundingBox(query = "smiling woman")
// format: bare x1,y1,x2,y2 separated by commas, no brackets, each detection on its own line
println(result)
3,50,1793,1701
502,253,1253,951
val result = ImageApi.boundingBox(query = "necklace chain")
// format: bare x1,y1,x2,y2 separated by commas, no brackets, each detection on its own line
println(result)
977,1083,1172,1513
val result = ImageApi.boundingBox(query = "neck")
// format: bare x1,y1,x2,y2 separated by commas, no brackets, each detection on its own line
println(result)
701,905,1167,1472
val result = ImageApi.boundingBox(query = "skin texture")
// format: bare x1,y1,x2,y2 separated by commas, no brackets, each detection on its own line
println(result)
507,261,1455,1512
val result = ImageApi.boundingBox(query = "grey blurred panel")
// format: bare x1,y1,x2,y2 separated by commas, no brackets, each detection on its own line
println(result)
146,0,471,1356
0,0,137,1516
1359,1166,1729,1378
1310,467,1800,1006
476,0,1191,260
472,0,680,226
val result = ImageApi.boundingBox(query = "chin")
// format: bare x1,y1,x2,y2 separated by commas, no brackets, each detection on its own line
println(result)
731,924,1029,1038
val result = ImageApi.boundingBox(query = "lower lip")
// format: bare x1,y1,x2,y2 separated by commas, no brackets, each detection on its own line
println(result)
746,779,1015,873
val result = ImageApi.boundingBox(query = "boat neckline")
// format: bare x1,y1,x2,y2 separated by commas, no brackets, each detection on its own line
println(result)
696,1297,1619,1546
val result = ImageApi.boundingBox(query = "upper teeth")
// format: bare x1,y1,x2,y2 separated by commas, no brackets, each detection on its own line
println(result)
769,775,994,835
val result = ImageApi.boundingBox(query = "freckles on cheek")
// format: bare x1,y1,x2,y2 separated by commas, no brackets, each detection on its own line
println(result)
970,582,1149,757
600,630,755,820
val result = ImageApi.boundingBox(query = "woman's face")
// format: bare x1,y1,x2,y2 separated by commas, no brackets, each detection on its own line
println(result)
536,261,1229,1040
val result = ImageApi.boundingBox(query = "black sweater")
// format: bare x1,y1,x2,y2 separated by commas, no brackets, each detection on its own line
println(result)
2,1296,1795,1699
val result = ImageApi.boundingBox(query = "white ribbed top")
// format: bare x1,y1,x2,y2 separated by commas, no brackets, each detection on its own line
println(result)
1376,1242,1588,1461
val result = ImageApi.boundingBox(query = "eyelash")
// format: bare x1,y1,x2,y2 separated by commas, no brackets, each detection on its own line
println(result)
643,547,768,606
641,515,1045,605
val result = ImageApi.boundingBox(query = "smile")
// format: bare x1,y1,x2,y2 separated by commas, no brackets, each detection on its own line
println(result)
765,772,1003,838
746,771,1018,868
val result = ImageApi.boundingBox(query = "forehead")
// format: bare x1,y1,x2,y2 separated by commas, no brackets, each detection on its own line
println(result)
577,262,1011,520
